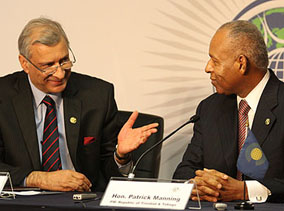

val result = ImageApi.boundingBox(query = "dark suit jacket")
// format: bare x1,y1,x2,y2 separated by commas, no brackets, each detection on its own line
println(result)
173,70,284,202
0,71,122,191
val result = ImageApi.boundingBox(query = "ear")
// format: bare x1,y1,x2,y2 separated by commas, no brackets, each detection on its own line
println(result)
18,54,30,74
236,55,249,75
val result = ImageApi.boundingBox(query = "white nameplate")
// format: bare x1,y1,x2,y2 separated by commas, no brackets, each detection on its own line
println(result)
100,179,193,210
0,175,8,192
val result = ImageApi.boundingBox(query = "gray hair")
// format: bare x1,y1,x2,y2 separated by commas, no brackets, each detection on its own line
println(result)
218,20,268,70
18,17,70,58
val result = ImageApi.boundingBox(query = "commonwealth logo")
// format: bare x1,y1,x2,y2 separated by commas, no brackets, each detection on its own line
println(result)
234,0,284,81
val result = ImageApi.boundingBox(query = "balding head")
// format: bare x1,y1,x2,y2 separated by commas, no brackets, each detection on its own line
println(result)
217,20,268,71
205,20,268,97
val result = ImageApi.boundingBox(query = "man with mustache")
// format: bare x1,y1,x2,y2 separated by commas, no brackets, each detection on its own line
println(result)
174,20,284,203
0,17,158,192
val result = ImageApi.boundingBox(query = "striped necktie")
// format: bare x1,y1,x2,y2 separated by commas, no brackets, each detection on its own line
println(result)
237,100,250,180
41,95,62,171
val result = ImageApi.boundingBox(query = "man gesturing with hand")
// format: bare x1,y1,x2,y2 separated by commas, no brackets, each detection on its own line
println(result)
0,17,158,192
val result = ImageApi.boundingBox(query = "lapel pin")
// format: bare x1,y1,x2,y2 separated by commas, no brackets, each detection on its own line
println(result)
265,118,270,126
70,117,77,124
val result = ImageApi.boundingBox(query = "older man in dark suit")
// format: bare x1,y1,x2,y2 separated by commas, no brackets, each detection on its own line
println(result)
173,20,284,203
0,17,158,192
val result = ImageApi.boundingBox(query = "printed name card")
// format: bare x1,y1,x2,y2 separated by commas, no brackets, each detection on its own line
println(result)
100,179,193,210
0,174,8,193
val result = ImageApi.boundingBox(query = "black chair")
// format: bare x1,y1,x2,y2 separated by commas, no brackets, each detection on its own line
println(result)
117,110,164,178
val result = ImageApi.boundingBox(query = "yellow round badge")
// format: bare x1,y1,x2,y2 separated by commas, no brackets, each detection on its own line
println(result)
70,117,77,124
251,148,262,160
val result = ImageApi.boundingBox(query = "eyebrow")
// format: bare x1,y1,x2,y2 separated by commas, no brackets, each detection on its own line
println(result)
38,53,69,66
209,53,218,61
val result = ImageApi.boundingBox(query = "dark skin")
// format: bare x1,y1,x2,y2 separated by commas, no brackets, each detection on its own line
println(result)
205,29,265,98
191,169,247,202
192,28,266,202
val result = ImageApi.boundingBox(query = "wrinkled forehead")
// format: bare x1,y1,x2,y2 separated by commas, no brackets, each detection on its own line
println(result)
29,28,68,55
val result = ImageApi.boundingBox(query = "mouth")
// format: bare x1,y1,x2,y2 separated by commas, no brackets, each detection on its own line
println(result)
210,78,217,86
47,79,65,86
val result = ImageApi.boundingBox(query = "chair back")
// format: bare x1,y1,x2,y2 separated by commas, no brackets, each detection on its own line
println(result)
117,111,164,178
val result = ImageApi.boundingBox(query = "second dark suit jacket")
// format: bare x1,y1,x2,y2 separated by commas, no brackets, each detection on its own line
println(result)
0,71,122,191
173,70,284,202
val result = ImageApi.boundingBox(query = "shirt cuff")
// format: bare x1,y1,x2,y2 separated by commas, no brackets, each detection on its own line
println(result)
245,180,270,203
113,152,133,176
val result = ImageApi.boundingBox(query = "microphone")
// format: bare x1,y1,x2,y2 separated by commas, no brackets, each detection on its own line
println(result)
128,114,200,179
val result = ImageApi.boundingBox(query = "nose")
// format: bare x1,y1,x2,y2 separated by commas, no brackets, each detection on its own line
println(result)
205,59,213,74
52,66,65,79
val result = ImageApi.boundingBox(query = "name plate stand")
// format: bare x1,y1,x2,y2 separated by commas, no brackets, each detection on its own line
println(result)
100,177,201,210
0,172,15,199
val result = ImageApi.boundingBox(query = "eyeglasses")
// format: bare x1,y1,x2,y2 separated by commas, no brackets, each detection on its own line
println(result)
22,47,76,76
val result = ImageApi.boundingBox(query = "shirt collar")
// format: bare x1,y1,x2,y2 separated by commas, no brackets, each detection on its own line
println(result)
28,76,62,108
237,70,270,112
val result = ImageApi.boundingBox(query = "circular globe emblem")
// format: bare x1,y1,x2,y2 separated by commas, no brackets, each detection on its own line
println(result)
234,0,284,81
250,148,262,161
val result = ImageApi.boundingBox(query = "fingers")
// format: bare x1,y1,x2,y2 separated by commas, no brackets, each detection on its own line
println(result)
204,168,228,180
142,123,159,131
198,183,220,197
124,111,139,128
27,170,92,192
192,170,242,202
190,177,219,202
71,171,92,187
195,170,223,190
67,179,91,192
140,123,159,138
117,111,159,154
191,187,218,202
70,171,92,192
193,177,220,197
192,195,218,202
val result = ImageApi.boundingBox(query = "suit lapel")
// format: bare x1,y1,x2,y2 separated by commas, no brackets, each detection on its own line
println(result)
217,95,238,172
62,75,81,170
252,71,278,146
12,73,41,169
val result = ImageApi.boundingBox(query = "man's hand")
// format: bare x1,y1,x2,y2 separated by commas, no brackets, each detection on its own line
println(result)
191,169,246,202
26,170,92,192
191,169,225,202
202,169,247,201
116,111,159,159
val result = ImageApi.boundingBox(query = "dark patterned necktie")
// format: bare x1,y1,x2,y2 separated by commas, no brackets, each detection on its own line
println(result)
237,100,250,180
238,100,250,152
41,95,61,171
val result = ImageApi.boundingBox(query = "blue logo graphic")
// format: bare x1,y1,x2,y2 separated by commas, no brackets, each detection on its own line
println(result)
234,0,284,80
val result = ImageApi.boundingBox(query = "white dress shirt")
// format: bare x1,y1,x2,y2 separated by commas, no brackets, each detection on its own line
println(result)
29,77,75,170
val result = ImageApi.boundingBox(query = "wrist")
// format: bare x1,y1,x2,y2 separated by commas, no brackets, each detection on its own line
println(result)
115,145,131,161
236,181,248,201
26,171,40,187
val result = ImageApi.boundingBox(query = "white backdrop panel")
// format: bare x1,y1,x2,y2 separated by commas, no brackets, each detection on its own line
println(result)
0,0,257,179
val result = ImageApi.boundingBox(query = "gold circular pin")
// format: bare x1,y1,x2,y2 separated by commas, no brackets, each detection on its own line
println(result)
265,118,270,126
70,117,77,124
251,148,262,160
